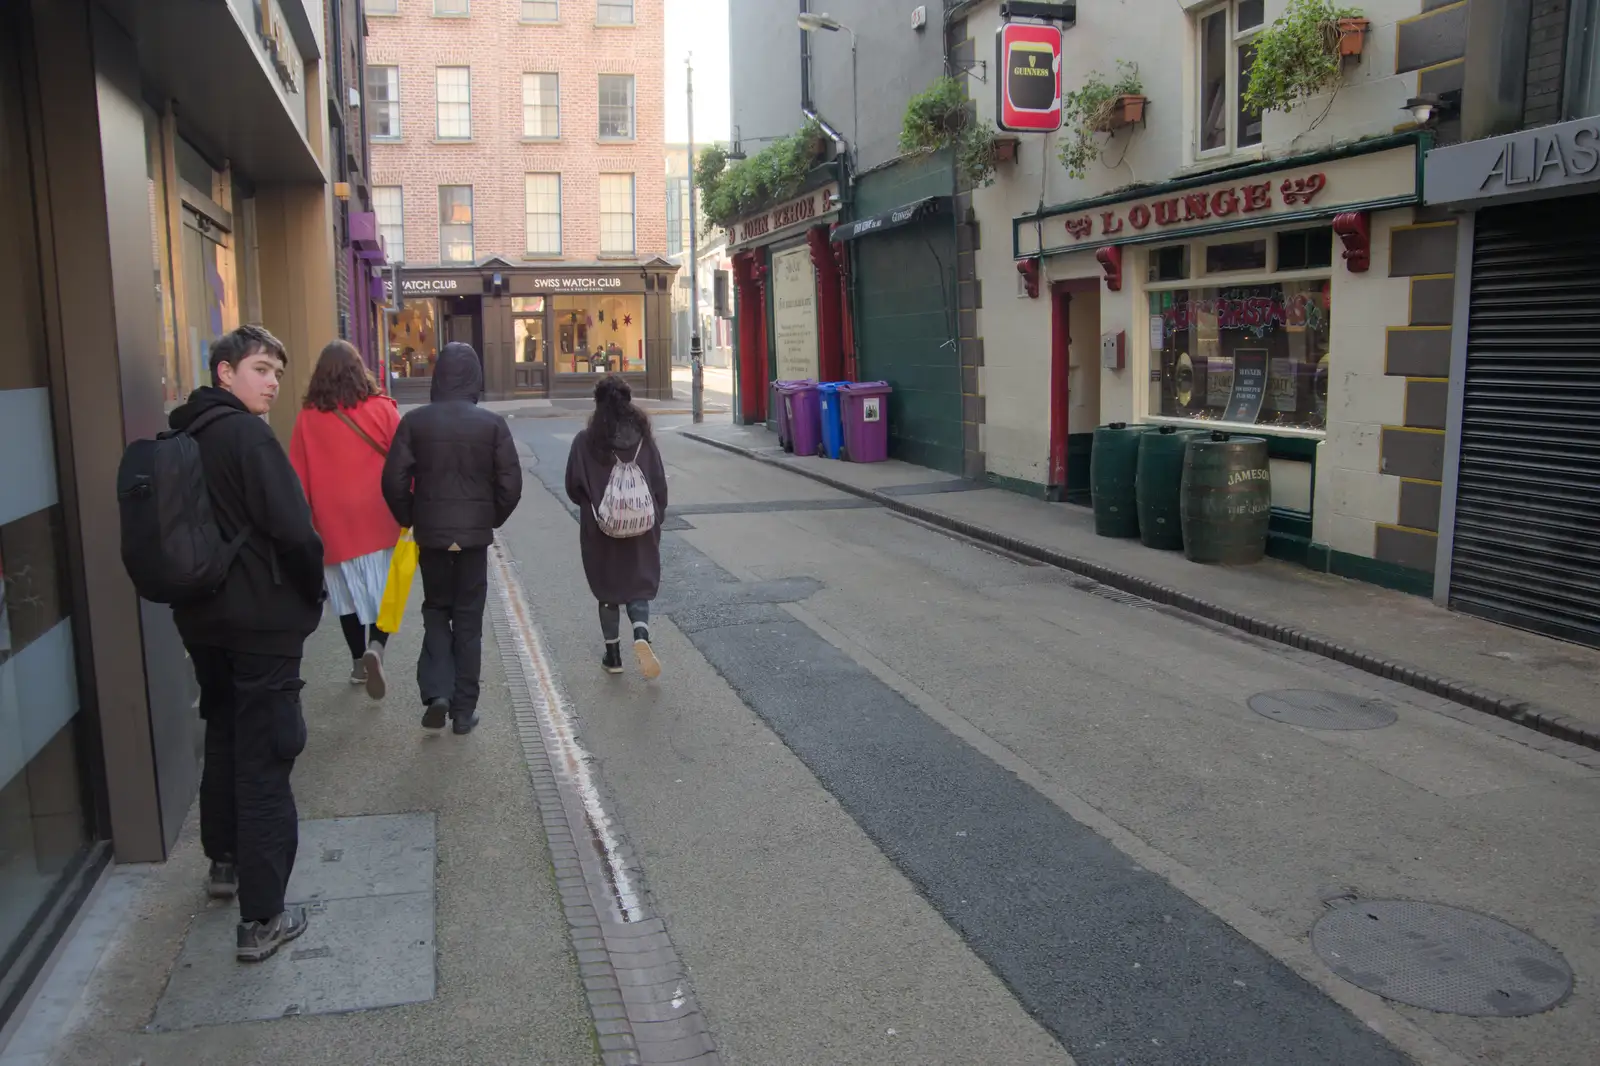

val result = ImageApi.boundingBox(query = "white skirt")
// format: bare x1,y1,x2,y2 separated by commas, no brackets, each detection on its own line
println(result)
324,548,394,625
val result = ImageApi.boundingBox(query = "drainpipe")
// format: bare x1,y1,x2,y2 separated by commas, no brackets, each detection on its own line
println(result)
799,0,812,112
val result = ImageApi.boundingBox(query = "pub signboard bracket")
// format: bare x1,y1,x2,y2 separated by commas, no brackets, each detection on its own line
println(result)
1000,1,1077,27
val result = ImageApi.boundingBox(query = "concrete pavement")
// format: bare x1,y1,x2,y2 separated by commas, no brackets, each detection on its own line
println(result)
9,590,595,1066
683,420,1600,748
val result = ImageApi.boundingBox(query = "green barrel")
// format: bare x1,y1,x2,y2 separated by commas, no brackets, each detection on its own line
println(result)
1136,427,1206,551
1180,433,1272,565
1091,423,1148,538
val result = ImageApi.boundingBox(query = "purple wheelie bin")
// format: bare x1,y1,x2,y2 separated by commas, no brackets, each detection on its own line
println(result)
839,381,892,463
771,379,807,448
780,381,823,457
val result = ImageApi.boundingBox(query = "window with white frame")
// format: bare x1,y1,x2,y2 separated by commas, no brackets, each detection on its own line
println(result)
439,185,474,262
436,67,471,139
522,0,558,20
598,74,634,139
526,174,561,256
368,0,398,14
597,0,634,24
373,186,405,263
599,174,635,255
523,73,559,138
435,0,468,15
1197,0,1264,155
367,65,400,140
1145,226,1334,431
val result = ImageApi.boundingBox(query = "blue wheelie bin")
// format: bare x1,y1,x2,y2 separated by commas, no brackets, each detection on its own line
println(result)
817,382,847,459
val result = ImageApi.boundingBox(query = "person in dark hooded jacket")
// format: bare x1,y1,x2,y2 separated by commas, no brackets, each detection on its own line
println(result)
565,375,668,679
381,342,522,734
168,324,324,963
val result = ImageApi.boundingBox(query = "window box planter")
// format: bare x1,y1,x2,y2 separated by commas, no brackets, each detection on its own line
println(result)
1093,94,1147,132
1336,17,1368,57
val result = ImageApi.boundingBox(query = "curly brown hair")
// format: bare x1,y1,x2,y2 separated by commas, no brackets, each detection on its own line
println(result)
304,339,380,411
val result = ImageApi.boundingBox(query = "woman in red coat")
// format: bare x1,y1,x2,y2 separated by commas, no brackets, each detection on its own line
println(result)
290,340,402,699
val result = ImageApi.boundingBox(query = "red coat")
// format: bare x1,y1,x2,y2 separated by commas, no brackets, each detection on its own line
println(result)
289,395,403,566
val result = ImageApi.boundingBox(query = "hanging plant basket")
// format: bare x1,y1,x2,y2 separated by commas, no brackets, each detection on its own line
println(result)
992,135,1021,164
1093,94,1147,132
1336,17,1369,57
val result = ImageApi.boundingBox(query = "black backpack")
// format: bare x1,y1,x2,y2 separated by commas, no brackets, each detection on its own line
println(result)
117,406,251,604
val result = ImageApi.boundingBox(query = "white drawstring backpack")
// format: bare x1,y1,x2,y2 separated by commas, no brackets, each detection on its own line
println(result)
593,441,656,538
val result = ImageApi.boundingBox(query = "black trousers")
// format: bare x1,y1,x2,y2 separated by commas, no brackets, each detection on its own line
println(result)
418,545,489,715
190,645,306,923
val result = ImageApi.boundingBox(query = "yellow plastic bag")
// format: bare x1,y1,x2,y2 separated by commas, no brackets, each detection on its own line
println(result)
376,529,418,634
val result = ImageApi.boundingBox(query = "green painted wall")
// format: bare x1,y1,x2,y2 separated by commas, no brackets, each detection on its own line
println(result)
852,152,962,474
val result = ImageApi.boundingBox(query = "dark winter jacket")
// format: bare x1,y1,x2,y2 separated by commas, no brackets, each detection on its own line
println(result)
168,387,325,657
382,343,523,550
565,422,668,604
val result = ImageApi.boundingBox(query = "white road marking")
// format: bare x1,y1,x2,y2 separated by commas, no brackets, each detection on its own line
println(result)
489,544,643,922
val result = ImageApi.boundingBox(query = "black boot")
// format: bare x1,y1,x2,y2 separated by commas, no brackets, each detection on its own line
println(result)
602,643,623,675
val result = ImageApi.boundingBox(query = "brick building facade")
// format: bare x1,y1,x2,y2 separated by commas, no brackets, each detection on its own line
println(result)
366,0,667,266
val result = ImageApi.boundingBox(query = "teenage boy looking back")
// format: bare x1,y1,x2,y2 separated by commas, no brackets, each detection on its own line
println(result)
168,324,325,962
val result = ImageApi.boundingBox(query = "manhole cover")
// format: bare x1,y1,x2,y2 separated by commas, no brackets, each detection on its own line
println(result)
1248,689,1397,730
1312,899,1573,1017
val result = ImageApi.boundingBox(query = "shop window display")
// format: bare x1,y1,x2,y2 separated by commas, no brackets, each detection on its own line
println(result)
390,298,439,379
513,296,545,365
1149,279,1331,430
553,295,644,375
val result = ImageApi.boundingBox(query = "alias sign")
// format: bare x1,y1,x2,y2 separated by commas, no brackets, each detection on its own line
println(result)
995,22,1061,133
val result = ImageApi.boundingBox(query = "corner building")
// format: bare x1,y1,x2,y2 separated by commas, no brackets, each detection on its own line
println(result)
366,0,673,402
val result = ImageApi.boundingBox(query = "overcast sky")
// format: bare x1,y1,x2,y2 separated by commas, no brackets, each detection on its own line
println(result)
664,0,731,144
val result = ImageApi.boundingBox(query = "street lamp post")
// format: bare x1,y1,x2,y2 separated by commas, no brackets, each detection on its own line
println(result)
797,12,857,177
687,54,703,424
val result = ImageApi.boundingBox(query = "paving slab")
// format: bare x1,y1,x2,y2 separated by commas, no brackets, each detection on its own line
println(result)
151,887,435,1030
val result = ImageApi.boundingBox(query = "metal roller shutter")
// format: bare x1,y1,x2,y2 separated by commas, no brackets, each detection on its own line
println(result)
1449,195,1600,646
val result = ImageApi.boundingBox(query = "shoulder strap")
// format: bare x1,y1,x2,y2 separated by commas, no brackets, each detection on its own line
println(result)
632,440,644,463
183,405,241,437
334,408,388,458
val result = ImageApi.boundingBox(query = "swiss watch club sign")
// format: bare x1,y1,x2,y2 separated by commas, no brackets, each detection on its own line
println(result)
995,22,1062,133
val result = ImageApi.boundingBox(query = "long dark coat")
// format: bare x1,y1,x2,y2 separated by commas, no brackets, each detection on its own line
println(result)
565,423,668,604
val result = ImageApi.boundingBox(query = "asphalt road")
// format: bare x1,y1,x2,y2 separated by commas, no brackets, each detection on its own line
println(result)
500,413,1600,1066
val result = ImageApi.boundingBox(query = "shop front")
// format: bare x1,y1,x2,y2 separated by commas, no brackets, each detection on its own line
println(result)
1424,116,1600,646
727,179,844,423
1015,134,1431,581
3,0,339,1025
389,262,677,404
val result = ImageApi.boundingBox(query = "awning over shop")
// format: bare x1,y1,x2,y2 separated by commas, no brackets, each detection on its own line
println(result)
832,196,950,241
350,212,387,263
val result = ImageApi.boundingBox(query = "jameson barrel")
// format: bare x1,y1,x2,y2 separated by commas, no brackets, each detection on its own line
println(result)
1136,427,1206,551
1091,423,1150,538
1180,432,1272,565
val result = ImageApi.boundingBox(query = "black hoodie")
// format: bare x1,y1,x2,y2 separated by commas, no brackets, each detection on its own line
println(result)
382,343,523,550
168,387,325,656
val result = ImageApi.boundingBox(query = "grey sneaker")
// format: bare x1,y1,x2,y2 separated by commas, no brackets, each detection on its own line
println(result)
362,642,387,700
207,861,238,900
236,905,309,963
348,659,366,685
422,698,450,730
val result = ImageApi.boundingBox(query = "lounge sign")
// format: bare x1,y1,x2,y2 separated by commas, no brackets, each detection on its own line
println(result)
1020,141,1421,258
1424,115,1600,206
730,184,840,248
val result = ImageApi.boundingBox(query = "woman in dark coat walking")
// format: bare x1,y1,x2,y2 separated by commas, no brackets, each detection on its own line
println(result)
566,376,669,678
